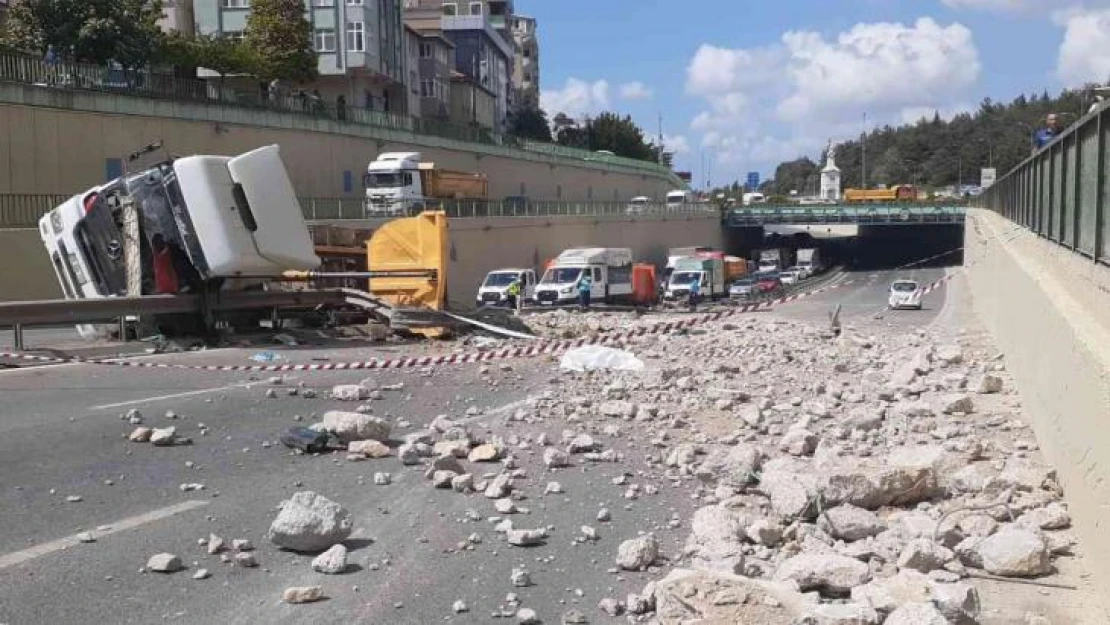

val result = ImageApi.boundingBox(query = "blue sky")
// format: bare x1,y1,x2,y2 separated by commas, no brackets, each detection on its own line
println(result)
517,0,1110,186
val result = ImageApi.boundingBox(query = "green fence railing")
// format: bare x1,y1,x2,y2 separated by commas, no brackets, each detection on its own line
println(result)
977,105,1110,264
0,50,678,181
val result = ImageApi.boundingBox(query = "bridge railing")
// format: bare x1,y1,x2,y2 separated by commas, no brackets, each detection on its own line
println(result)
0,194,718,228
0,50,677,181
726,204,966,226
976,105,1109,264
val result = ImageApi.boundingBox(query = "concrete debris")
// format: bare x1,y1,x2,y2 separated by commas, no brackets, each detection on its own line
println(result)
973,526,1052,577
484,474,513,499
817,504,885,542
321,411,390,443
510,567,532,587
884,602,949,625
780,428,818,456
974,374,1004,394
850,570,933,614
940,394,975,415
773,553,871,596
696,444,762,488
206,534,226,555
597,597,623,616
311,544,348,574
897,539,955,573
192,568,210,580
331,384,371,401
267,491,354,553
543,448,570,468
616,534,659,571
282,586,324,604
452,599,468,613
468,443,501,462
128,427,153,442
373,472,392,485
234,552,258,568
146,553,183,573
685,505,747,573
348,440,391,458
149,426,177,446
516,607,540,624
507,528,547,546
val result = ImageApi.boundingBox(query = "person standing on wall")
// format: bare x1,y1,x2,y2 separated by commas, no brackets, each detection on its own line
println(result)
1032,113,1061,153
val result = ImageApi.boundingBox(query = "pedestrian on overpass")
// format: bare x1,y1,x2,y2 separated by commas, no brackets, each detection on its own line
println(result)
577,273,593,311
1032,113,1060,152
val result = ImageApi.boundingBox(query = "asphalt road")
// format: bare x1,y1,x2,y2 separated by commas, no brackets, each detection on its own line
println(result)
0,270,950,625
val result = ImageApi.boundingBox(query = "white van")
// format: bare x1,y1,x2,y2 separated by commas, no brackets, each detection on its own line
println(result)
535,247,634,306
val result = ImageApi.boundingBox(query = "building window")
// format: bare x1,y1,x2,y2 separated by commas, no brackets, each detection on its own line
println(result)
420,79,433,98
443,3,457,15
346,21,365,52
222,0,248,7
419,42,433,59
469,2,482,15
226,30,245,41
313,0,334,6
315,29,336,52
346,0,363,4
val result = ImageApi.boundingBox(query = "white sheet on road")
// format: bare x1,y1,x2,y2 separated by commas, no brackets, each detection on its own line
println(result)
559,345,644,372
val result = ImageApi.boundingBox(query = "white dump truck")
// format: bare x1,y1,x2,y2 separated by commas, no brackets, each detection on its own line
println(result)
364,152,488,216
39,144,320,338
534,247,634,306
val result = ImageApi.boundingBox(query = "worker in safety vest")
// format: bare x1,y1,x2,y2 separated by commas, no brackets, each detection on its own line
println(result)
150,233,180,295
577,274,593,311
506,278,522,312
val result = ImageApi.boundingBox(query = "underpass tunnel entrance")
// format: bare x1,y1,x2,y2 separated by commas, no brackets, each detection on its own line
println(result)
849,224,965,271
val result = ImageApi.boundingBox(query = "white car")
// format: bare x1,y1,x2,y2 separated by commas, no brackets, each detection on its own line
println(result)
888,279,923,310
786,265,810,281
626,196,651,215
779,270,799,286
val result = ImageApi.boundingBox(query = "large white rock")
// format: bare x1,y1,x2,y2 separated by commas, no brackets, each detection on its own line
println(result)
322,411,390,443
311,544,348,574
939,394,974,415
146,552,183,573
850,570,932,614
974,527,1051,577
773,554,871,595
695,444,763,488
348,439,391,458
884,602,948,625
818,504,885,542
616,534,659,570
1018,503,1071,530
267,491,353,553
897,539,954,573
282,586,324,604
780,428,818,456
685,506,747,573
331,384,370,401
759,458,820,520
931,581,980,624
820,446,946,510
973,374,1003,394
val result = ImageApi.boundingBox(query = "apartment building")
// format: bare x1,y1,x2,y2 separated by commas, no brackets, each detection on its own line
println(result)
509,14,537,109
403,26,454,121
158,0,196,34
194,0,408,114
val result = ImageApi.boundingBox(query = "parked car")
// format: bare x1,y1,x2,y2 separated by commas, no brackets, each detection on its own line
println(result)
779,269,800,286
754,272,784,295
729,277,755,298
888,279,923,310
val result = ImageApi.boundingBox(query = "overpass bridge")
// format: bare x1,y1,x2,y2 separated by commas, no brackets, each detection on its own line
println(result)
725,204,966,227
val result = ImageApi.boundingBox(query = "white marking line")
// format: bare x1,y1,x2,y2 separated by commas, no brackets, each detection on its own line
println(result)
0,500,209,570
90,381,260,410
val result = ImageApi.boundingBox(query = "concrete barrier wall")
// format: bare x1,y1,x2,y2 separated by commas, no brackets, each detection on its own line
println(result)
0,83,678,201
963,209,1110,588
0,213,726,303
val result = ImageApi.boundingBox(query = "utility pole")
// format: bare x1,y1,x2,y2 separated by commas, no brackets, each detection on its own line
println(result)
657,112,664,165
861,111,868,190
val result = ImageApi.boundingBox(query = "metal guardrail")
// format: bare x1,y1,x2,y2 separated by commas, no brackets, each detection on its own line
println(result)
0,194,720,227
0,51,676,180
976,105,1109,265
726,204,967,227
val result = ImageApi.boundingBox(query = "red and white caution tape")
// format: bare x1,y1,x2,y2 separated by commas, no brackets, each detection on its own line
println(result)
0,277,860,373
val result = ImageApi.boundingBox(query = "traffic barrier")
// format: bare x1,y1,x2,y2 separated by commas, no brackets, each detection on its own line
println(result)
0,277,863,372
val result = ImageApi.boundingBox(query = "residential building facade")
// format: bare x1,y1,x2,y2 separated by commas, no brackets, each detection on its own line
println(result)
509,14,537,109
407,28,454,121
158,0,196,34
193,0,408,114
449,71,495,132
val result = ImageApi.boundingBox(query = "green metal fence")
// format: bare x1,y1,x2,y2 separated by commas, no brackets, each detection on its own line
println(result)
0,51,677,180
0,194,717,228
727,204,966,227
977,105,1109,264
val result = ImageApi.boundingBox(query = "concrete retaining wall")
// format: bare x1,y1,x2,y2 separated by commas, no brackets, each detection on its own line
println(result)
963,208,1110,588
0,83,677,201
0,213,726,303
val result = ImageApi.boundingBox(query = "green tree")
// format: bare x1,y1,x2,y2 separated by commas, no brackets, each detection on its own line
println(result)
770,157,818,196
245,0,316,83
158,32,256,94
508,105,552,141
3,0,165,73
585,112,655,161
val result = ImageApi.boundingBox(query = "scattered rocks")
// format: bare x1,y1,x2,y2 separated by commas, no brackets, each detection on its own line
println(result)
267,491,353,553
146,553,183,573
311,544,348,574
616,534,659,571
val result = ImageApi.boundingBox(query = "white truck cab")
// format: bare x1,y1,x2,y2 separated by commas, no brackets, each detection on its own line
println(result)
476,268,536,307
666,190,692,210
535,247,634,306
364,152,422,216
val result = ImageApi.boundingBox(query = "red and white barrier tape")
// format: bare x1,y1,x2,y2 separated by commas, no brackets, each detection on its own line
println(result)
0,277,862,373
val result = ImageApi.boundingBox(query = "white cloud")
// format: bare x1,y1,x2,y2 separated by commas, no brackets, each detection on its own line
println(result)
661,134,691,154
899,103,974,125
619,81,654,100
540,78,610,119
776,18,980,123
683,17,981,177
1056,8,1110,86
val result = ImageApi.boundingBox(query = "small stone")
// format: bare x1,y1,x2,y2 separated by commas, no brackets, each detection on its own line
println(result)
235,552,258,567
597,508,611,522
897,539,954,573
207,534,226,555
348,440,391,458
373,472,392,485
544,481,563,495
495,498,517,514
469,443,502,462
511,567,532,587
192,568,210,580
432,470,459,489
581,525,599,541
312,544,349,574
65,495,83,503
562,609,588,624
452,473,475,492
76,532,95,543
598,597,623,616
507,528,546,546
885,602,949,625
615,534,658,570
453,599,468,613
150,426,177,446
232,539,253,552
128,427,153,442
282,586,324,604
517,608,540,624
544,448,570,468
146,553,183,573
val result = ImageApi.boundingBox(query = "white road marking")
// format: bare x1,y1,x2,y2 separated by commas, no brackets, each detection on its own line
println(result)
90,381,259,410
0,500,209,570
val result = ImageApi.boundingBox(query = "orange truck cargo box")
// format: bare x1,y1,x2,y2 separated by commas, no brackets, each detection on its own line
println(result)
418,163,489,200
